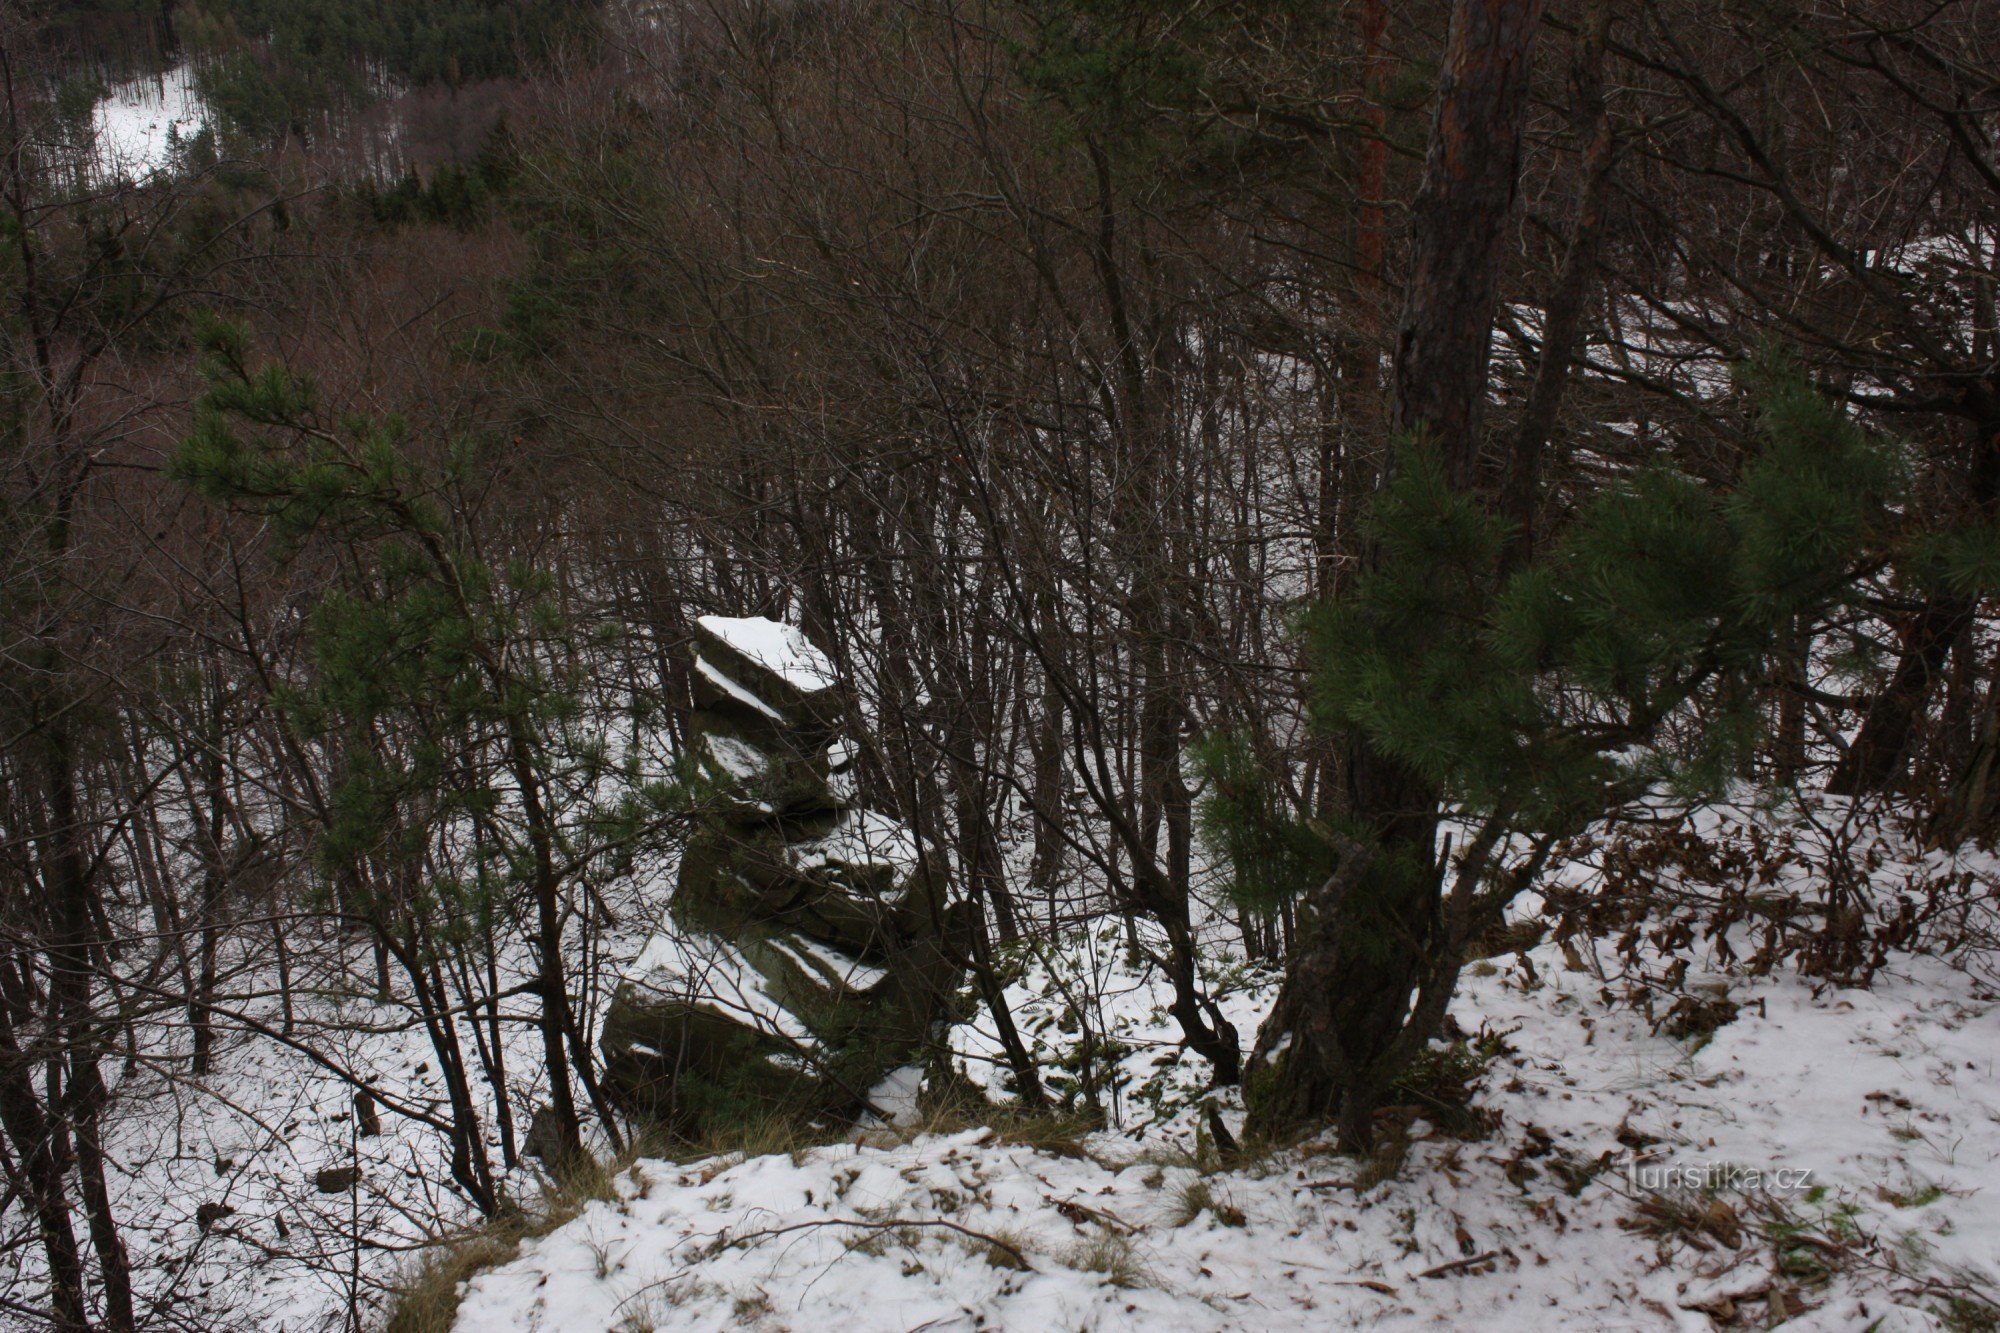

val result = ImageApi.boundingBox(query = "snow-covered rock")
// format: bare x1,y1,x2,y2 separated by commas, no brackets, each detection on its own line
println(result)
601,616,972,1134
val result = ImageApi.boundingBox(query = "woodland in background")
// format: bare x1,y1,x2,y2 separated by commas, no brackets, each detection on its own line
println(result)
3,0,1999,1327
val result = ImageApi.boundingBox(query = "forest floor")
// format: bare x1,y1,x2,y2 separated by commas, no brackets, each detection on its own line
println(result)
49,798,2000,1331
449,803,2000,1332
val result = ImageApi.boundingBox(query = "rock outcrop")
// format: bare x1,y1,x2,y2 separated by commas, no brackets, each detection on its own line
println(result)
601,615,972,1133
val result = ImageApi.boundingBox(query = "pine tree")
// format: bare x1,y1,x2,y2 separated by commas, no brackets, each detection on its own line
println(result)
171,316,679,1173
1207,359,1908,1147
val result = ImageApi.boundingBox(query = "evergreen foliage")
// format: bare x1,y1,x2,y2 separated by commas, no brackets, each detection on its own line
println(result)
1201,363,1911,900
1007,0,1417,186
170,316,676,942
1191,731,1336,913
452,116,656,361
1012,0,1331,133
200,0,600,87
333,119,518,230
15,0,177,68
185,0,601,143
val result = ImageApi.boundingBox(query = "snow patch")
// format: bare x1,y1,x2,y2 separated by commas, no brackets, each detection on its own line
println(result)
771,935,889,993
787,808,919,884
627,931,819,1047
91,63,206,180
699,730,773,782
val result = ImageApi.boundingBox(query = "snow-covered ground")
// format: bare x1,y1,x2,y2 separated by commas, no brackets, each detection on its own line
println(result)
90,63,207,180
28,784,1998,1331
73,929,604,1330
450,808,2000,1332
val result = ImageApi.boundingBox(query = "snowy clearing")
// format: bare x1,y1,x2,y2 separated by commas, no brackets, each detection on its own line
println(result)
90,64,206,180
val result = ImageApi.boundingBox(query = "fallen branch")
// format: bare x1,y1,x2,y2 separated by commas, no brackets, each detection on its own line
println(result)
716,1217,1034,1269
1416,1249,1509,1279
1046,1195,1136,1235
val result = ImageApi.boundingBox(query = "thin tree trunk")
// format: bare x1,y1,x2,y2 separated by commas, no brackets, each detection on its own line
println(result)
42,730,138,1329
0,1011,89,1331
1833,403,2000,794
1500,0,1614,559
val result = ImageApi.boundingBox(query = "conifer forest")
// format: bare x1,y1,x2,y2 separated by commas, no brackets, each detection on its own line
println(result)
3,1,2000,1329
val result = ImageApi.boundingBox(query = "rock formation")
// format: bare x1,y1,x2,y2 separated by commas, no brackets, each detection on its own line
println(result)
601,615,972,1133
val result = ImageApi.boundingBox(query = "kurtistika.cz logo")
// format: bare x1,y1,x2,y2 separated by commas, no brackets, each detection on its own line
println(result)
1624,1151,1815,1196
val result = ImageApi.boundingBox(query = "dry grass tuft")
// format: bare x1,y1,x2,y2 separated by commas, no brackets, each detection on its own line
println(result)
383,1135,658,1333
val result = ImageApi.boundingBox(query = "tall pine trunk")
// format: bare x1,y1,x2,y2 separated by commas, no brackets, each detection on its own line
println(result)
1246,0,1547,1150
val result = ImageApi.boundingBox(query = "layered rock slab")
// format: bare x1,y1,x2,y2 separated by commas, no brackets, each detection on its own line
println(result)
602,615,971,1133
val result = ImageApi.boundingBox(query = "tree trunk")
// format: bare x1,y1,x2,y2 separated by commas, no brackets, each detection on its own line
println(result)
42,729,137,1329
1833,402,2000,794
1829,597,1974,795
1500,0,1614,560
1246,0,1547,1150
0,1012,89,1330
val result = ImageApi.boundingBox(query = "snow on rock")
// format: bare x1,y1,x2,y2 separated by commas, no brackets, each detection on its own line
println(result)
864,1064,926,1128
601,617,970,1131
785,808,920,886
623,931,821,1047
770,935,891,994
696,615,837,694
691,654,785,722
698,730,777,786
